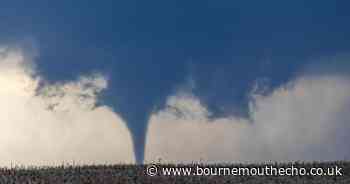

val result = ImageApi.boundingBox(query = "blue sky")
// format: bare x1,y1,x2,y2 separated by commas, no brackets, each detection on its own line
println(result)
1,0,350,163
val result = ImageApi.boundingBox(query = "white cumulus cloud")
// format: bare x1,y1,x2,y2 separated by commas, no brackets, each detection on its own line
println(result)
0,46,134,166
145,74,350,163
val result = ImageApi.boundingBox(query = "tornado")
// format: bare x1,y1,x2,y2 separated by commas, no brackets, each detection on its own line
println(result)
120,107,151,164
99,60,187,164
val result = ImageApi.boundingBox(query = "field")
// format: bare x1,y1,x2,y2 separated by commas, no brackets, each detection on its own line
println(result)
0,161,349,184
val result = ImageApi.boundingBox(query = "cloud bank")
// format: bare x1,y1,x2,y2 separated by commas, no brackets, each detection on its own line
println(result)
145,74,350,163
2,45,349,165
0,46,134,166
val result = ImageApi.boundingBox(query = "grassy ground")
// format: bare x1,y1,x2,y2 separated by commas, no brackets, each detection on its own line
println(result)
0,161,349,183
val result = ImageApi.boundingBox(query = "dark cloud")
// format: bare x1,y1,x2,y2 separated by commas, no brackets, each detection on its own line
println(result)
1,0,350,164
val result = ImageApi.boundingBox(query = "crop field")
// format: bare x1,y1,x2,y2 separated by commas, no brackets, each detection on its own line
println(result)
0,162,349,184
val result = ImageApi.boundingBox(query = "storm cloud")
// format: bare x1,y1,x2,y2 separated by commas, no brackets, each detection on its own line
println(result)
1,44,350,166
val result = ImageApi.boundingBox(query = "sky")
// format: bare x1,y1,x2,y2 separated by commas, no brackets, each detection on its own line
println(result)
0,0,350,165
